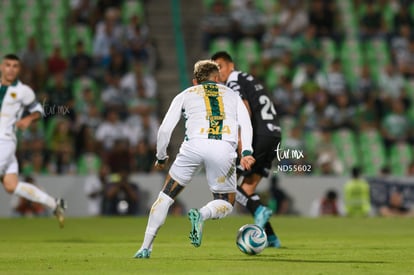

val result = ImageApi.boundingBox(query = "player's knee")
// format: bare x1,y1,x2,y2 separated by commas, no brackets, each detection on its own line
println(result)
213,192,236,205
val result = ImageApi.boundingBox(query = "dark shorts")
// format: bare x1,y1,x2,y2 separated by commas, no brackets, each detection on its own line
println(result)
238,135,281,178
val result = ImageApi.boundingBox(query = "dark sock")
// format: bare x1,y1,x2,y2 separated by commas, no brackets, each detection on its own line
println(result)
264,222,276,237
236,186,261,215
246,193,262,214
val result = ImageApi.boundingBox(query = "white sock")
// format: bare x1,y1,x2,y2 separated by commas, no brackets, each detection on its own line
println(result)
14,182,57,210
141,192,174,250
199,199,233,220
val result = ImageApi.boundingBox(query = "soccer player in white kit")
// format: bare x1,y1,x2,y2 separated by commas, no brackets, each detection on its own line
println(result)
134,60,255,258
0,54,66,227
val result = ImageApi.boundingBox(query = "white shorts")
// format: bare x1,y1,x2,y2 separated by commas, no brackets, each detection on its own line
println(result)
169,139,237,193
0,139,18,176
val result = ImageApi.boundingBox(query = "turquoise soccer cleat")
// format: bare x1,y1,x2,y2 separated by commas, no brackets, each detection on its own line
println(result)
188,208,204,247
254,205,273,228
267,234,281,248
133,248,151,259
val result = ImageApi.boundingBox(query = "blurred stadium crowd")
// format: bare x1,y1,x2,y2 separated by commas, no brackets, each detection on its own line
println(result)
0,0,159,176
202,0,414,176
1,0,414,178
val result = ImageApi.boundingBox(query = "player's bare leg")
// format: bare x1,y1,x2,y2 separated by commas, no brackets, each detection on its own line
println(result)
240,174,261,195
2,173,67,228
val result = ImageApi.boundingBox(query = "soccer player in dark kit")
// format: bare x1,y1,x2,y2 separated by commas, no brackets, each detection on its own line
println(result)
212,51,282,248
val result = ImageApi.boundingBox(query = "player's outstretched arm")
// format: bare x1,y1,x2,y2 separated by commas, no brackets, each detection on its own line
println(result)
155,93,184,166
15,112,41,130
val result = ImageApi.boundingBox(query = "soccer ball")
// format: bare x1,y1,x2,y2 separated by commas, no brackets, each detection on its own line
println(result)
236,224,267,255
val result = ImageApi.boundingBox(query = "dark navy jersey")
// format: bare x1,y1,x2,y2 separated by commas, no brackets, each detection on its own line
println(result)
226,71,281,137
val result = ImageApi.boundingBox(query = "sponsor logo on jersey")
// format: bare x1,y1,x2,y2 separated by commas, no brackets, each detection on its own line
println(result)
200,125,231,135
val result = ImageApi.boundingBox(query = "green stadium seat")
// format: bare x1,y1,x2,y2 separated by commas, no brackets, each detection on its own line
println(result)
20,1,43,18
390,143,413,176
15,33,36,52
122,0,145,23
18,21,39,37
44,0,70,19
341,39,363,61
405,80,414,103
383,5,396,31
69,26,93,55
42,23,68,57
365,40,390,64
332,129,359,171
45,117,59,146
363,39,390,84
203,0,230,9
209,37,234,57
264,63,288,90
203,0,215,8
304,130,322,160
255,0,279,13
367,60,382,86
0,0,17,20
236,38,260,56
343,61,362,90
77,154,102,175
0,39,16,56
45,0,70,10
411,3,414,20
355,2,382,19
0,26,16,55
320,38,337,72
321,38,337,60
341,11,358,37
359,129,382,147
235,38,260,72
72,77,99,102
41,12,67,29
341,39,364,87
359,130,386,176
280,116,297,141
336,0,352,10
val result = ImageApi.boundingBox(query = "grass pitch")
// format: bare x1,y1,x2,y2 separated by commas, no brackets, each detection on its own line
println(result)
0,216,413,275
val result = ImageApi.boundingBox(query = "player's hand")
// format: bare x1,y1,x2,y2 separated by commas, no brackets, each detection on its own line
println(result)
240,155,255,171
15,117,32,130
154,157,169,170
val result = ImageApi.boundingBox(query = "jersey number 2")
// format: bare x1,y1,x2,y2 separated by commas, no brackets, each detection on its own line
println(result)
259,95,276,120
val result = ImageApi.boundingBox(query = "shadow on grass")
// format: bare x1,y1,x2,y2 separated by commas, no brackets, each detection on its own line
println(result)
182,256,387,264
253,258,387,264
42,239,138,243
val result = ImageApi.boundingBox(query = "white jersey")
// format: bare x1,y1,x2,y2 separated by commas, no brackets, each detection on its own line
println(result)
0,80,44,142
156,82,253,160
